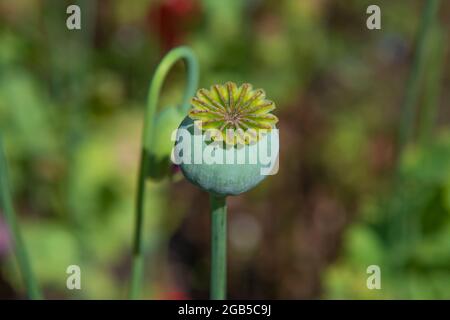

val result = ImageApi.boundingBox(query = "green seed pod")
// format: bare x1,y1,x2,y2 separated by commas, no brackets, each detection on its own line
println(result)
174,82,279,196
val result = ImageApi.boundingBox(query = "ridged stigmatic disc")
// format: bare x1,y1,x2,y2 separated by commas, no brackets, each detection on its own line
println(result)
189,82,278,146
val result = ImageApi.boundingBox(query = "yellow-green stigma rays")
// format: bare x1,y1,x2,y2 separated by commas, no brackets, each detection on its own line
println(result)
189,82,278,145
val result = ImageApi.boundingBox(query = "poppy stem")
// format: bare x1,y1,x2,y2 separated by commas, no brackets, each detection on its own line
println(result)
210,194,227,300
129,47,198,299
0,136,41,299
397,0,440,162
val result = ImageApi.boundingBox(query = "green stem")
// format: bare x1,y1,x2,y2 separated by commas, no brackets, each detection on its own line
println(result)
210,194,227,300
389,1,441,297
397,0,440,162
0,136,41,299
418,23,445,146
391,0,441,249
129,47,198,299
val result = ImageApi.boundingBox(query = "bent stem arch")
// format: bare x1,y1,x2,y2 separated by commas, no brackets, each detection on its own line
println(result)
130,47,199,299
0,136,41,299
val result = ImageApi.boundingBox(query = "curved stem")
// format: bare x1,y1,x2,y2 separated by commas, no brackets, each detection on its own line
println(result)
0,136,42,299
210,194,227,300
397,0,440,162
129,47,199,299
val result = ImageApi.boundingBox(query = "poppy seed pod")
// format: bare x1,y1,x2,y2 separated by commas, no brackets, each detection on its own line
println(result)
173,82,279,196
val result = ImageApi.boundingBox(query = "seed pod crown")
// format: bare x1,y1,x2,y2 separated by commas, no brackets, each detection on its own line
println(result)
189,82,278,145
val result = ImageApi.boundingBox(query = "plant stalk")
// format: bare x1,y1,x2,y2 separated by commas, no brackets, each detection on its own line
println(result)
210,194,227,300
418,23,445,145
129,47,198,299
0,137,41,299
397,0,440,162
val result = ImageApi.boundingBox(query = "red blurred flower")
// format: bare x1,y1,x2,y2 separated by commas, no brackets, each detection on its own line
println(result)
147,0,200,51
156,289,190,300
